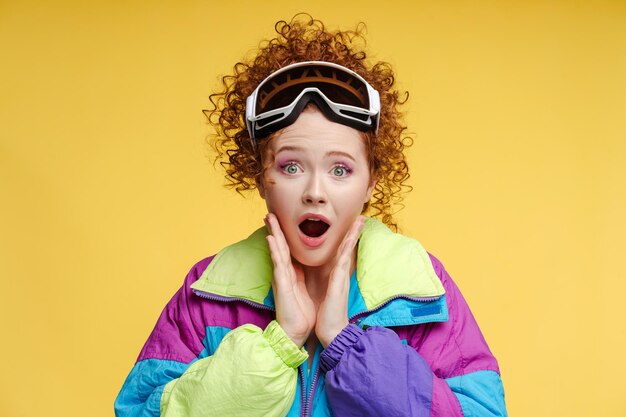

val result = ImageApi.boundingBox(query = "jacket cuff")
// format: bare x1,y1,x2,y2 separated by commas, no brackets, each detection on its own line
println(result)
263,320,308,368
320,324,364,373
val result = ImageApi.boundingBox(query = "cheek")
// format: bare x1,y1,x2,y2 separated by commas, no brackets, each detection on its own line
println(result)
344,182,373,207
263,183,292,214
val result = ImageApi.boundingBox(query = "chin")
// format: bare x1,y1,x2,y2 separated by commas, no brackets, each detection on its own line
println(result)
291,249,334,268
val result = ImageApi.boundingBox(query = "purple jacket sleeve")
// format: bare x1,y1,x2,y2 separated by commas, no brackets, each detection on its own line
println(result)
320,325,434,417
319,256,507,417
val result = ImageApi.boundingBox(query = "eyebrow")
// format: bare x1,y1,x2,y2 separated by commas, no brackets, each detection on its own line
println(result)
326,151,356,162
275,146,356,162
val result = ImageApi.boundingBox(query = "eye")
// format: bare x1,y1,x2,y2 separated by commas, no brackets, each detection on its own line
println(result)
331,165,351,177
281,162,301,175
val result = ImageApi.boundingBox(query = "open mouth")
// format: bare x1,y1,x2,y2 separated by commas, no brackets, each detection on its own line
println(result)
299,218,330,238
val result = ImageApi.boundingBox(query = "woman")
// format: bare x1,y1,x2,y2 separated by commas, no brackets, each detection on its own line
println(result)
115,16,508,417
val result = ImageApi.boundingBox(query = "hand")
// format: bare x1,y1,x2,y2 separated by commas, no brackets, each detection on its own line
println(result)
265,213,316,347
316,216,366,346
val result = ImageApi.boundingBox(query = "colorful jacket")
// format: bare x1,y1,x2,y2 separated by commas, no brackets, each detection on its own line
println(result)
115,218,507,416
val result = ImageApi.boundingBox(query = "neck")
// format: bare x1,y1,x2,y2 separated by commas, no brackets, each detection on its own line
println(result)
295,246,358,305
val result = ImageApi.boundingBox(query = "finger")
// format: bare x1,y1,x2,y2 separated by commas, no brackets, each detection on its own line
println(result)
350,215,366,240
266,215,289,269
267,213,291,263
336,216,366,264
267,234,290,278
327,217,365,296
266,235,283,273
267,217,302,304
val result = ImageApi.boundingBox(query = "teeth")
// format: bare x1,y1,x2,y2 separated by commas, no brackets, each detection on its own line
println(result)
307,218,321,221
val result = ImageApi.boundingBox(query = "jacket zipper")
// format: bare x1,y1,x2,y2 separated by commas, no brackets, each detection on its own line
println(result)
302,366,321,417
299,367,307,417
194,289,440,320
194,289,441,416
195,289,315,415
300,358,320,417
348,294,442,323
192,289,276,312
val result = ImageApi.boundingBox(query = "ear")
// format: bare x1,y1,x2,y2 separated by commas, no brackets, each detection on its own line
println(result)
364,177,376,204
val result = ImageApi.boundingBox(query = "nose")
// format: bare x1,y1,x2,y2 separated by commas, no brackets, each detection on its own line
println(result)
302,172,327,205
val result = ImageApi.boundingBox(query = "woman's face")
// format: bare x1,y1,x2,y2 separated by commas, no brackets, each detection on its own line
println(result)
258,107,375,268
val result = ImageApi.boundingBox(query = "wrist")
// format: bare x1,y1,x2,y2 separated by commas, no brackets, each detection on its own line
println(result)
319,336,333,348
319,319,349,347
319,324,364,373
264,320,309,368
276,319,309,347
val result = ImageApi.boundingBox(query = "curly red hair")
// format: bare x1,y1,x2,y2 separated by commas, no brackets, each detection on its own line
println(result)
205,14,413,230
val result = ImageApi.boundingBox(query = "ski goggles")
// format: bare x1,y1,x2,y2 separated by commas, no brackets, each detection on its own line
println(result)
245,61,381,141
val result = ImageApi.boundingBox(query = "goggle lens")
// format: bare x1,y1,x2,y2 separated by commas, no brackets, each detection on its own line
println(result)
255,65,370,114
246,61,380,141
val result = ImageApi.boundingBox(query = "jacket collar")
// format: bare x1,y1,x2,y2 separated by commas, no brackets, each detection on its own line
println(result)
191,218,447,325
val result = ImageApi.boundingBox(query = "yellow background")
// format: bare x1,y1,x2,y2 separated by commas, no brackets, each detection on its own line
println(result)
1,1,625,416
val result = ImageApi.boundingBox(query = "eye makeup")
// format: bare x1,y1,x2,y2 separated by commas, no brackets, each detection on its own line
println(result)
330,163,353,177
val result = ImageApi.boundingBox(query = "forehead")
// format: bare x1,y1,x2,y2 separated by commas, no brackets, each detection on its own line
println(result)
268,109,368,158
